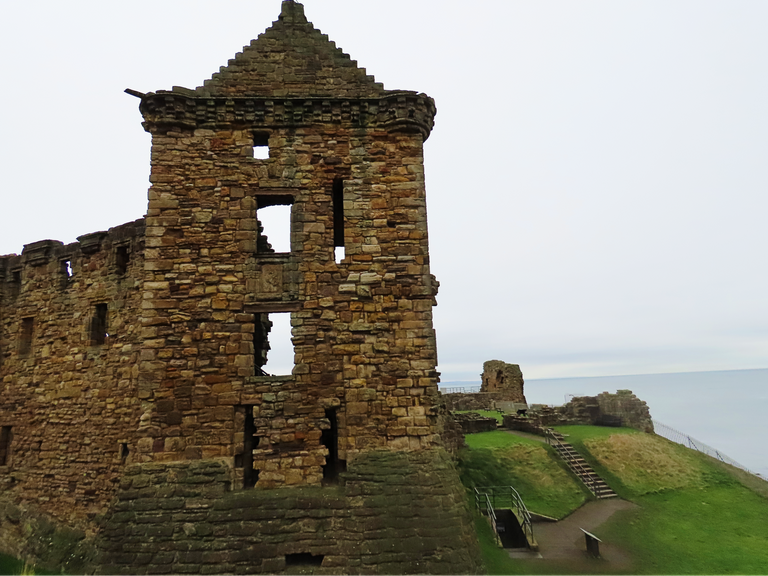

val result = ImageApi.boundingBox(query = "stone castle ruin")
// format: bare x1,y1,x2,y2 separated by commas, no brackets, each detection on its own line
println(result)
0,3,482,573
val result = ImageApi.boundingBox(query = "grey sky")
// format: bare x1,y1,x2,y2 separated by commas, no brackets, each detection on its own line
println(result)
1,1,766,381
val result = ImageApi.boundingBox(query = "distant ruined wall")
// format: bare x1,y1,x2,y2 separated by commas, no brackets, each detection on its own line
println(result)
480,360,526,403
503,390,654,433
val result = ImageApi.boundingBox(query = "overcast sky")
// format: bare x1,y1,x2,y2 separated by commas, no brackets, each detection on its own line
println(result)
1,0,767,381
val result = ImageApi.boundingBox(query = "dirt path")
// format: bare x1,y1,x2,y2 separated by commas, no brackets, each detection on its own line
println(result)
512,498,638,569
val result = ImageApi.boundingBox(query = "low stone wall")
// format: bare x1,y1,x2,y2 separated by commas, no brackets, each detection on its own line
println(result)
95,449,482,575
452,412,498,435
503,390,653,434
441,392,500,412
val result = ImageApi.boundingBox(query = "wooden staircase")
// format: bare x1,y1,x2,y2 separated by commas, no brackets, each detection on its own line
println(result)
545,429,617,499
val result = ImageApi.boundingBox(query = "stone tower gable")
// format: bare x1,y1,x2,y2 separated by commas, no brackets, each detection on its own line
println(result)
195,1,385,98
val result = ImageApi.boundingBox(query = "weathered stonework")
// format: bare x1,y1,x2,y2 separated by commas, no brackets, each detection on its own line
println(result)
480,360,526,403
0,3,480,573
503,390,654,434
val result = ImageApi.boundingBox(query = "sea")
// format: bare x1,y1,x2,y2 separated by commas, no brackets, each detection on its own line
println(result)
440,368,768,478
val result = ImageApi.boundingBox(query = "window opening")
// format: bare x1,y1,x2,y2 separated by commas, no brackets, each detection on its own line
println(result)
60,259,73,287
119,443,129,464
0,426,11,466
91,303,108,346
9,270,21,298
322,408,345,484
257,205,291,253
252,131,270,160
254,312,293,376
115,246,129,275
285,554,324,567
242,406,258,489
332,178,345,263
19,318,33,357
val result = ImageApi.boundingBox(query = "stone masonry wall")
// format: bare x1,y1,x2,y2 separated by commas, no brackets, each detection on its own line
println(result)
0,220,144,528
134,1,442,487
480,360,526,403
96,449,482,575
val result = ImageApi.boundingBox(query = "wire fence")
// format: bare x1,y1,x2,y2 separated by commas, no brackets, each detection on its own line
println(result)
652,419,757,477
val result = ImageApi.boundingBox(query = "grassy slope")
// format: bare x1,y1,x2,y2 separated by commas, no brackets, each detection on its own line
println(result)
460,431,589,519
463,426,768,575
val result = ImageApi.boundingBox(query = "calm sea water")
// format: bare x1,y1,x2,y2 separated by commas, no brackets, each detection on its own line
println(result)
441,368,768,478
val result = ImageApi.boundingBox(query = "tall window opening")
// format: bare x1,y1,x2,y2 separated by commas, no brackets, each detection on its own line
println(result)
321,408,345,484
19,318,33,357
9,270,21,299
252,131,270,160
332,178,345,263
0,427,11,466
91,303,108,346
253,312,293,376
257,205,291,253
60,259,73,287
115,246,130,275
242,406,258,489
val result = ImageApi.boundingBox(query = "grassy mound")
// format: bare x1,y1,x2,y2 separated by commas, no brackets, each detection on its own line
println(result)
459,430,589,519
583,432,704,494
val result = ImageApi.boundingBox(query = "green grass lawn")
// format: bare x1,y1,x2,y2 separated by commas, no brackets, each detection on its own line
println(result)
460,430,589,519
463,425,768,574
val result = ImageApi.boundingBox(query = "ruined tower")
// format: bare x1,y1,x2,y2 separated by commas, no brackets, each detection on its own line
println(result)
0,3,481,572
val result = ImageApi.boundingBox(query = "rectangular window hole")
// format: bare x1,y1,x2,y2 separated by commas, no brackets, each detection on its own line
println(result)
251,131,270,160
285,553,324,567
19,318,33,356
115,246,129,275
257,205,291,253
254,312,293,376
0,426,11,466
91,304,108,346
9,270,21,298
61,259,73,280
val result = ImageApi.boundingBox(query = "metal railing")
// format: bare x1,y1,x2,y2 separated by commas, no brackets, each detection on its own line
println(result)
653,419,758,477
474,489,501,545
441,386,482,395
474,486,534,546
544,428,603,496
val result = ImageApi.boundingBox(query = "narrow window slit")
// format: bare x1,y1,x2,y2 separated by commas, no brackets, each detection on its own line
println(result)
119,443,130,464
242,406,258,489
9,270,21,298
332,178,345,263
322,408,345,484
91,304,108,346
19,318,33,356
0,426,12,466
115,246,129,275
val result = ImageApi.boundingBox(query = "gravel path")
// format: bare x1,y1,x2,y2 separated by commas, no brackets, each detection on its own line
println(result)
511,498,638,570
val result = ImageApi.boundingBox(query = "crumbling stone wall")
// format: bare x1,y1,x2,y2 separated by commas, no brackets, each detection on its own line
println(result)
441,392,498,412
0,220,144,527
135,0,441,479
480,360,526,403
503,390,653,433
0,2,479,572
